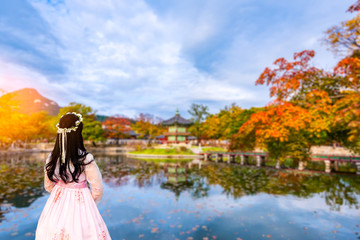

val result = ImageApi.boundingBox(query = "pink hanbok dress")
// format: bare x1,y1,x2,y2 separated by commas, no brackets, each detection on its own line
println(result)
36,153,111,240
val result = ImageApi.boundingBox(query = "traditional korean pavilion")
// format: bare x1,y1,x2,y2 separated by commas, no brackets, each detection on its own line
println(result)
162,110,192,143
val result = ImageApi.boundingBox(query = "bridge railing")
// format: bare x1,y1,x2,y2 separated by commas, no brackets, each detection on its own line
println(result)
197,151,360,174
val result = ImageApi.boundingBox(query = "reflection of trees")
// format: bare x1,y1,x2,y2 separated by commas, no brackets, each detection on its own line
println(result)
161,180,193,199
98,157,211,199
308,175,360,211
198,163,360,211
2,152,359,223
189,175,210,199
98,156,360,210
96,155,137,186
0,153,46,222
98,156,164,187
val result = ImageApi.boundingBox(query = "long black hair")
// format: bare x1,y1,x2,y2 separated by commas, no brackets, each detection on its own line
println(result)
46,113,93,183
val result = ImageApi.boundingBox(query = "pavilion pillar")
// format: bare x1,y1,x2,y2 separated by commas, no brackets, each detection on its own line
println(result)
240,155,245,165
298,161,305,171
324,160,331,173
256,155,260,167
227,154,231,164
275,160,281,169
356,162,360,175
215,153,219,163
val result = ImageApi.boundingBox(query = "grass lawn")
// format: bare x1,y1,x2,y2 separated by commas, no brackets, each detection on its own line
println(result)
202,147,226,152
137,158,194,163
129,148,196,155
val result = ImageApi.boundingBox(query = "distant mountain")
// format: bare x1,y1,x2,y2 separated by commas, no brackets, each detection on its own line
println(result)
2,88,60,116
141,113,164,124
96,115,109,122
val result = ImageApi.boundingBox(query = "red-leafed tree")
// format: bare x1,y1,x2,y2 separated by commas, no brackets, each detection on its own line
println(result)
256,50,338,102
348,0,360,13
103,116,132,143
235,98,331,164
231,48,336,160
231,1,360,157
334,57,360,91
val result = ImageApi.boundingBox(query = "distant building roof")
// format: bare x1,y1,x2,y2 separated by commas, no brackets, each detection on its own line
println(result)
162,110,192,126
125,130,139,136
187,136,197,140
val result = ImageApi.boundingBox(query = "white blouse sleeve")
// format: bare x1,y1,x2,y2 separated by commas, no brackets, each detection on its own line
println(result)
84,154,104,204
44,154,55,193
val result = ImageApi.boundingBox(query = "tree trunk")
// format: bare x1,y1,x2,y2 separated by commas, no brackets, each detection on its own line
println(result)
196,127,200,145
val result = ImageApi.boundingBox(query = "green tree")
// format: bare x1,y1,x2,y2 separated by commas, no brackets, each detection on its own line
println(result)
203,104,261,140
58,103,105,143
188,103,209,145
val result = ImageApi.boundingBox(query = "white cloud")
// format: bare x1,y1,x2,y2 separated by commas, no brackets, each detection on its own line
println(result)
25,0,261,117
0,0,356,117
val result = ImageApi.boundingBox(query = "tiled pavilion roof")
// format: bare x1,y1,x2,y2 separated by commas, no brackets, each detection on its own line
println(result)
162,110,192,126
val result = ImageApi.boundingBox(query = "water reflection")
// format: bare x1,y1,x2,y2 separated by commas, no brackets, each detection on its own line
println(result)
196,164,360,211
0,153,48,222
92,155,360,211
0,153,360,239
1,154,360,213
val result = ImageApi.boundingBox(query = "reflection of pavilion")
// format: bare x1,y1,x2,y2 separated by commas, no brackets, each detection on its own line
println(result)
160,160,208,199
166,164,188,182
161,163,193,199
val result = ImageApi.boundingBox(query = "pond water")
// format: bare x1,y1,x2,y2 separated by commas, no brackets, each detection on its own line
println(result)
0,153,360,240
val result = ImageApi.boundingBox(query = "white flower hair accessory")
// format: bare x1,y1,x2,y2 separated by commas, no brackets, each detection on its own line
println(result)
56,112,83,164
56,112,83,133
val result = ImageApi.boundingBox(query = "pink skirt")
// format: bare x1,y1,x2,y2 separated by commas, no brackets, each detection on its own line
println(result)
36,181,111,240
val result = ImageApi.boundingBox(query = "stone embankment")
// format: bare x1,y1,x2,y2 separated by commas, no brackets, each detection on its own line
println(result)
1,143,355,158
126,153,195,159
0,143,128,155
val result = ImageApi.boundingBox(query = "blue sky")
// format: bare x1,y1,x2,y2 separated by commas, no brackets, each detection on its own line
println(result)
0,0,355,119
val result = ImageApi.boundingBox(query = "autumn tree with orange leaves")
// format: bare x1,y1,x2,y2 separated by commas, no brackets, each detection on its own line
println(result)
103,116,132,143
237,94,332,160
232,50,333,160
0,93,56,147
325,1,360,153
231,0,360,159
132,114,165,145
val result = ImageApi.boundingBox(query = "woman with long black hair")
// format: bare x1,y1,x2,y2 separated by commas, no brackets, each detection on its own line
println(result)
36,112,111,240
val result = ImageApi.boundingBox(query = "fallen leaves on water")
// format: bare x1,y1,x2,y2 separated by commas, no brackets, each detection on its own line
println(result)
151,228,159,233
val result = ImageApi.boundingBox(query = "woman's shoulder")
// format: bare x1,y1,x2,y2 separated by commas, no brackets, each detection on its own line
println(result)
84,152,95,164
